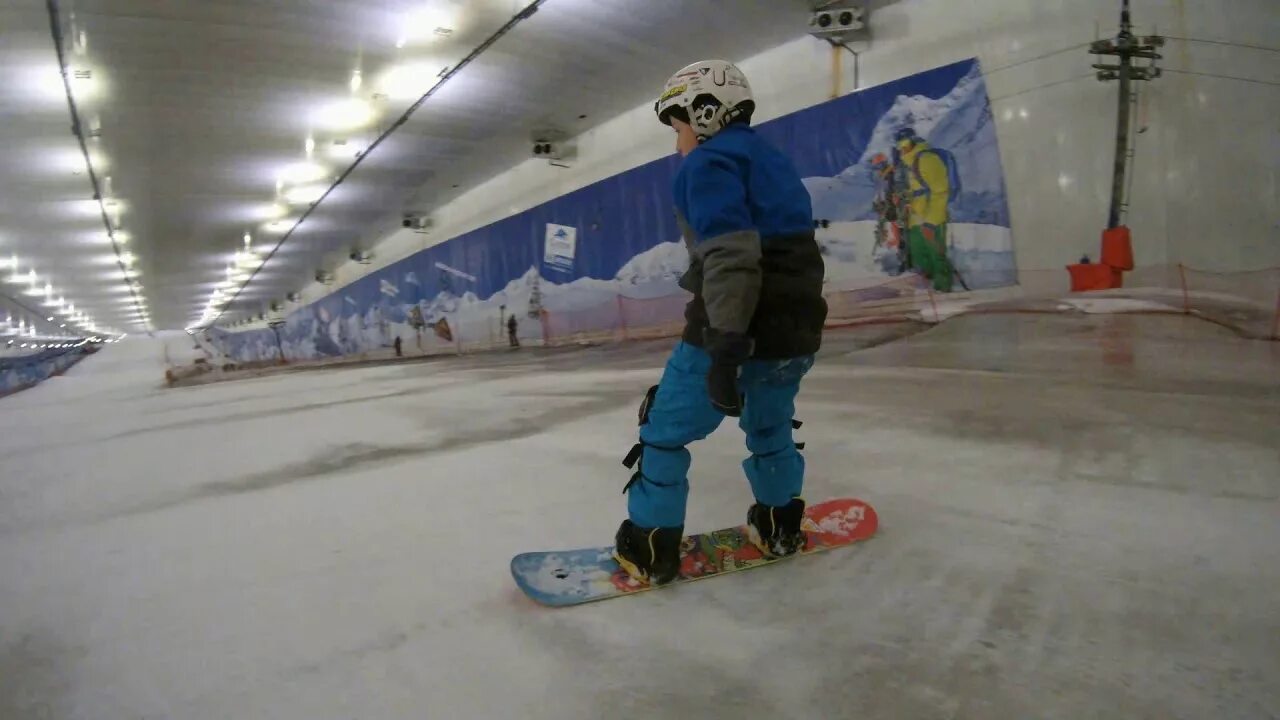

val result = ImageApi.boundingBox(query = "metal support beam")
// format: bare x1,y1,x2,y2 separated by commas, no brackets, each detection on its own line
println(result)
1091,0,1164,228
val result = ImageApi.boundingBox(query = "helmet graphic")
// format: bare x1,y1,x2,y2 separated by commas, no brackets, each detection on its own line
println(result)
655,59,754,141
894,126,922,145
870,152,889,169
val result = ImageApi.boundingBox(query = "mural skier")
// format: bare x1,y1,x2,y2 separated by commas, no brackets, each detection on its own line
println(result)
895,126,962,292
613,59,828,585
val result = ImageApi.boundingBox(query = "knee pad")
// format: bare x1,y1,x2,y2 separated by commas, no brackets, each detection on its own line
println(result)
637,384,659,426
622,384,684,494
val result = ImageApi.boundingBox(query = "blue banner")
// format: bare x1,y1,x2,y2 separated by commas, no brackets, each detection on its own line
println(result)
213,59,1012,362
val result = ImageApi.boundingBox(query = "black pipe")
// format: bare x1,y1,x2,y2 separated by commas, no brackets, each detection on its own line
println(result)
209,0,549,328
45,0,147,335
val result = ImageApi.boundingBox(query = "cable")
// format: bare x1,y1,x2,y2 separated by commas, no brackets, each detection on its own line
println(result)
1161,68,1280,88
988,73,1095,103
209,0,548,328
981,42,1094,75
45,0,144,337
1162,36,1280,55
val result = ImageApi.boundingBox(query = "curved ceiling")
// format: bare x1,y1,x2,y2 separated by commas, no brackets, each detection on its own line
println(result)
1,0,816,333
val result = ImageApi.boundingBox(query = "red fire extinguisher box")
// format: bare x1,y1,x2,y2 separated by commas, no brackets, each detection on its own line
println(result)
1067,263,1123,292
1101,226,1134,270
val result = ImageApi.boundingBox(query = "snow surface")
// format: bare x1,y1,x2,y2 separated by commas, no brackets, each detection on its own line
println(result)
2,316,1278,719
1061,297,1182,315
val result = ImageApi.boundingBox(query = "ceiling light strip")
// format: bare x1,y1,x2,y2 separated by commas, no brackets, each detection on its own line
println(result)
0,290,72,339
45,0,144,335
204,0,546,328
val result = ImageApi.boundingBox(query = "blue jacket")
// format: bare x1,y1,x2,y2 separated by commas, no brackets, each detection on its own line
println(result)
673,124,826,359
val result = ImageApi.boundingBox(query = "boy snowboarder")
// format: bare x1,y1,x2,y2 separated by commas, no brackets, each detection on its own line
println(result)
613,59,828,585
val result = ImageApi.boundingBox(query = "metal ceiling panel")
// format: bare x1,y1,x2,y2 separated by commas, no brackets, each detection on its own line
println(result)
1,0,814,330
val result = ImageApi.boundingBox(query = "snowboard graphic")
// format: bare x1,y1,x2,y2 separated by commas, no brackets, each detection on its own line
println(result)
511,497,877,607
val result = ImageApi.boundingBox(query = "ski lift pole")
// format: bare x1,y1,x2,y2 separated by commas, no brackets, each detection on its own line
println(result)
1091,0,1164,229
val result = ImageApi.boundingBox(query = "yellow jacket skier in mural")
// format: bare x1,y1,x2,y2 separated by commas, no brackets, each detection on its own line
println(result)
895,127,955,292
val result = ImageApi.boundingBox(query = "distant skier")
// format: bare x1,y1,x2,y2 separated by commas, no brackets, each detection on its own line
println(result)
613,59,828,585
894,126,960,292
507,314,519,348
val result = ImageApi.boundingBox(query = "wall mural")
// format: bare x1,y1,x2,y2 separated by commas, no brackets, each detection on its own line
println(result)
212,58,1013,362
0,347,91,397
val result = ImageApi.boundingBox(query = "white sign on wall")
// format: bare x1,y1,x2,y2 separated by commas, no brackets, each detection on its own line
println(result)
544,223,577,274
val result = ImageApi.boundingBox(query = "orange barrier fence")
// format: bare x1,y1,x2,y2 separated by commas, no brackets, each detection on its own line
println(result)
195,263,1279,381
1179,265,1280,340
535,264,1280,346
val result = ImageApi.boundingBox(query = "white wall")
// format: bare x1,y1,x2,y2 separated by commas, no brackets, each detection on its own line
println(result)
263,0,1278,325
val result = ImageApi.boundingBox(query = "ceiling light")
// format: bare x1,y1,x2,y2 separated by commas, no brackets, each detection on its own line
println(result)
279,161,328,185
115,231,130,244
376,60,442,101
69,65,101,102
401,6,459,44
120,251,135,267
234,250,256,270
311,98,375,132
305,135,316,156
263,218,295,234
88,147,108,172
284,184,326,205
350,69,363,93
326,138,364,161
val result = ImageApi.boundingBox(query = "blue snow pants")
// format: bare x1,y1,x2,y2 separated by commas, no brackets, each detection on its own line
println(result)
626,341,815,529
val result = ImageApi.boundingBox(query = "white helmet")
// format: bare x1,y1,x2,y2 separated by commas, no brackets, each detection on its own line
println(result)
655,59,754,142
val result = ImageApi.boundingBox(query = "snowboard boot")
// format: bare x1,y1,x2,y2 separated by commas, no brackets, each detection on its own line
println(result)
612,520,683,585
747,497,807,558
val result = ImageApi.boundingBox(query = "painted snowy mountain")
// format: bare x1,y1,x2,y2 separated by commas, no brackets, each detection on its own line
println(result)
615,241,688,286
805,62,1009,226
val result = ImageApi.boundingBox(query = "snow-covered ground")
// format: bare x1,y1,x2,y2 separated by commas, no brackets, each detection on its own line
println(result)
1,315,1278,719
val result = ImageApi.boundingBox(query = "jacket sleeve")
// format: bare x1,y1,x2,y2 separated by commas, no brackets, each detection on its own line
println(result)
681,151,761,336
915,150,949,223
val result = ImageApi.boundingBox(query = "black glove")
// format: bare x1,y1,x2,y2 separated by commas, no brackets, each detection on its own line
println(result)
707,362,743,417
703,329,751,417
